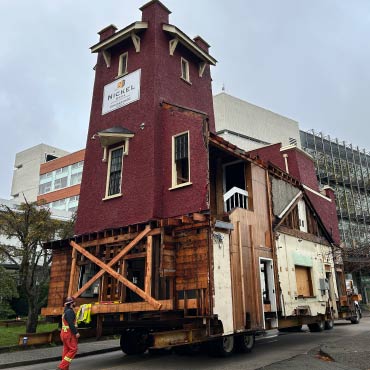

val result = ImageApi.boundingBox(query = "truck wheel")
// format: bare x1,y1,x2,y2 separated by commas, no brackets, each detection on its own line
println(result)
308,320,325,332
350,308,361,324
324,318,334,330
235,334,255,353
210,336,235,357
120,330,148,355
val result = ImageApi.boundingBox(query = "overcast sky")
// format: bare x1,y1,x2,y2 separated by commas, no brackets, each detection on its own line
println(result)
0,0,369,199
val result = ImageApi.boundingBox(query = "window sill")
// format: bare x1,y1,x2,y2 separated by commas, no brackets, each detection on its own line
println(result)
169,182,192,191
180,77,192,85
102,193,122,201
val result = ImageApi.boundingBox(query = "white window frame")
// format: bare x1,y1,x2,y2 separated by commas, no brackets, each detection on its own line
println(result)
170,131,192,190
180,57,191,83
104,145,125,200
117,52,128,77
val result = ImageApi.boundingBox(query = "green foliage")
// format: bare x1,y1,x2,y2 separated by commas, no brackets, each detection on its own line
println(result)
0,266,18,319
0,200,75,333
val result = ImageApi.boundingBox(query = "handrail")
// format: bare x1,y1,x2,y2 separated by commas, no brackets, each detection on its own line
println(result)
223,186,248,212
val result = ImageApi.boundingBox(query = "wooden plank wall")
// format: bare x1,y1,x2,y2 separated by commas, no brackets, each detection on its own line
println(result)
175,228,209,291
229,166,273,331
48,248,72,307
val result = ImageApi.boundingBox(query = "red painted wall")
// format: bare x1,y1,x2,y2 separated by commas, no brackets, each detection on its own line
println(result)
248,143,340,245
75,1,214,234
282,148,319,191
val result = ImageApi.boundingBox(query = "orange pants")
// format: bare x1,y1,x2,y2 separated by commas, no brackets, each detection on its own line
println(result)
58,331,78,369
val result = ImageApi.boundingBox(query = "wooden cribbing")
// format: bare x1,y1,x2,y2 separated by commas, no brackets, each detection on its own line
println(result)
71,226,152,299
70,240,162,310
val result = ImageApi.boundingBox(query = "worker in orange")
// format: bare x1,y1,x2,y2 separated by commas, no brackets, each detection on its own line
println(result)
57,297,80,370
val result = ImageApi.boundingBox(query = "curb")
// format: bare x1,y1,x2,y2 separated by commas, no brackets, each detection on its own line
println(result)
0,346,120,369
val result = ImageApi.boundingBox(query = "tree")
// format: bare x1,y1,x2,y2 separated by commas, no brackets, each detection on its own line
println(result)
0,266,19,319
0,200,74,332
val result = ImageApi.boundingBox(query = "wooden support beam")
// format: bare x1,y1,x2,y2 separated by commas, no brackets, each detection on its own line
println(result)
123,252,146,260
249,225,260,326
72,226,152,299
67,248,77,297
144,236,153,295
79,228,160,249
71,240,162,310
180,215,193,224
237,221,246,327
192,213,207,222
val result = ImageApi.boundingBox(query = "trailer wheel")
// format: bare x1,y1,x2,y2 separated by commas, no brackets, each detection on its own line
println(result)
308,320,325,332
120,330,148,355
324,318,334,330
210,335,235,357
235,334,255,353
350,308,361,324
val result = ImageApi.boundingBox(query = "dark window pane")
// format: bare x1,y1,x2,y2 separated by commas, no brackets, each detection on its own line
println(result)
108,147,123,196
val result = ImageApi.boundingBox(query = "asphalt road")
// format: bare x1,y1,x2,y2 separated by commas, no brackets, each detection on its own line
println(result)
8,318,370,370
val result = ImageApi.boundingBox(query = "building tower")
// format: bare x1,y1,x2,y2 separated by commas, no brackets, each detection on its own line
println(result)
75,0,216,234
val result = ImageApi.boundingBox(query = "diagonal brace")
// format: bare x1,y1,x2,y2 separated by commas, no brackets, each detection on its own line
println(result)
72,226,151,299
70,238,161,310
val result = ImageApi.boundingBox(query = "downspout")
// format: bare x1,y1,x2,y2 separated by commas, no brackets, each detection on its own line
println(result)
283,153,289,174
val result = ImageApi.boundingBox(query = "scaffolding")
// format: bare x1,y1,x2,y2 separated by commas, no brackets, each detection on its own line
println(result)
300,130,370,263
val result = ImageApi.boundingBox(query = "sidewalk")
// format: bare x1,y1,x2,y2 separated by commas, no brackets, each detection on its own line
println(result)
0,339,120,369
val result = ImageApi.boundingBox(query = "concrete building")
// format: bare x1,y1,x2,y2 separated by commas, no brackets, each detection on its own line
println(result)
37,149,85,212
11,144,69,202
213,92,301,151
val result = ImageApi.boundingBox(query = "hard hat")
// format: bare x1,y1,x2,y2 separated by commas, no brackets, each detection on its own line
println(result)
64,296,75,306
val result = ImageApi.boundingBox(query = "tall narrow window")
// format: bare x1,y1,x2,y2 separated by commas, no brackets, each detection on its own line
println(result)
118,52,128,76
106,146,124,197
181,57,190,82
173,132,190,187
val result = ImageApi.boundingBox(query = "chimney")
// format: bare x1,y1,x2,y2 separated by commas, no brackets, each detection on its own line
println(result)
322,185,336,202
98,24,118,42
193,36,210,53
140,0,171,24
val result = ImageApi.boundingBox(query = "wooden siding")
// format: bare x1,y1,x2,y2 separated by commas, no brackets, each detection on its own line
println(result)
229,165,273,331
47,248,72,307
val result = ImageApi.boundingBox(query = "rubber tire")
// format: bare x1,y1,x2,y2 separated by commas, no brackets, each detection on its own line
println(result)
350,308,361,324
120,330,148,355
210,336,235,357
324,318,334,330
308,320,325,332
235,334,255,353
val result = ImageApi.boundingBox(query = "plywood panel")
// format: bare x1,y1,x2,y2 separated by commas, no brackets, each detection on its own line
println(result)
228,165,274,331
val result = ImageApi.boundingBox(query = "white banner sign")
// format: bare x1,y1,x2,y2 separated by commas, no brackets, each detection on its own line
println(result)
102,69,141,115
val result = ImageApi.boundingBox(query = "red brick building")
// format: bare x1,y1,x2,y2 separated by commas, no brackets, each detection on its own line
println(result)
75,0,216,234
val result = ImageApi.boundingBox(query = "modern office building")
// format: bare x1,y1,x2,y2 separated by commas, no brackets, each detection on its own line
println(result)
37,149,85,212
300,130,370,257
11,144,70,202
